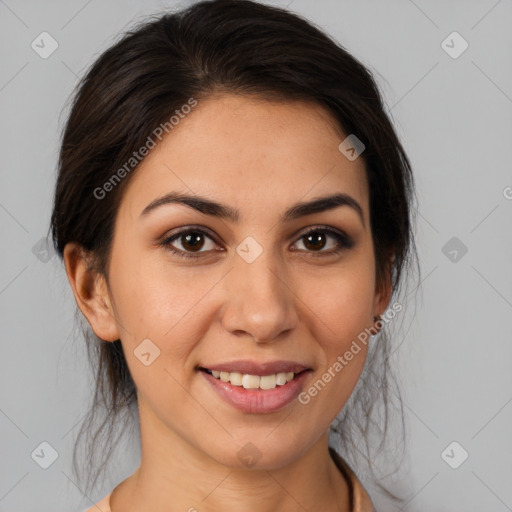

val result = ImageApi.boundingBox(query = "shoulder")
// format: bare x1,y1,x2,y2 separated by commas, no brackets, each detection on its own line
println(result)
83,492,111,512
329,447,375,512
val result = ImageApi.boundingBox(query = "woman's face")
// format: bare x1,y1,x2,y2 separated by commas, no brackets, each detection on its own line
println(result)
87,94,390,469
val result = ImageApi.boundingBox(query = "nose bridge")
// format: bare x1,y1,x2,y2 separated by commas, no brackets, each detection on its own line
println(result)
220,243,298,342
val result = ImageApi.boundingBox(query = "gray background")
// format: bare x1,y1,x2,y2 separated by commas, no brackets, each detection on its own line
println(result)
1,0,511,510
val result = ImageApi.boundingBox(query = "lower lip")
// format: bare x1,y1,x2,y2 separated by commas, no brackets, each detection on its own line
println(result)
200,370,311,414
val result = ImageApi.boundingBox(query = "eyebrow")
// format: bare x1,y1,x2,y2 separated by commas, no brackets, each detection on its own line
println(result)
140,191,365,227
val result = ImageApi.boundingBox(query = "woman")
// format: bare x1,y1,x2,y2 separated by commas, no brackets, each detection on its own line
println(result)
50,1,418,510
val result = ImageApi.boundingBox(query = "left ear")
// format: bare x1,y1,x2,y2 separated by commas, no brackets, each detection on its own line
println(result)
372,249,394,319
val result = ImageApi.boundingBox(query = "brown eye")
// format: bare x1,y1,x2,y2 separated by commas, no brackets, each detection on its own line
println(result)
292,227,354,256
303,232,328,251
180,232,206,252
160,228,219,258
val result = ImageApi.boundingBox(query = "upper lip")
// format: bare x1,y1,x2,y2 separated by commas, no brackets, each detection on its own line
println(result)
199,360,311,375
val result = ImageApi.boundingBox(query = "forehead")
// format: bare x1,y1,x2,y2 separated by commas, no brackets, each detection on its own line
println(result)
119,94,369,224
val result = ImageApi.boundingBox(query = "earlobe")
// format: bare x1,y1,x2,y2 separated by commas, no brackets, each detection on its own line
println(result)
63,242,120,342
375,277,393,316
372,250,394,332
370,286,391,337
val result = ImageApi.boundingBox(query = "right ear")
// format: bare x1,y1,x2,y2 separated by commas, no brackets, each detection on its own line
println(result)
63,242,120,342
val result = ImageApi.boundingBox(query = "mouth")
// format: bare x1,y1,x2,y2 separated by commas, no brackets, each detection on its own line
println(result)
199,363,312,413
199,367,309,390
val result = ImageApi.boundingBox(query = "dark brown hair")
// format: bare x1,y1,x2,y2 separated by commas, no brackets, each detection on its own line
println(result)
50,0,419,502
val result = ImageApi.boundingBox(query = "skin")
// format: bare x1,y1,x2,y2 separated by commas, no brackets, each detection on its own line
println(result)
64,93,392,512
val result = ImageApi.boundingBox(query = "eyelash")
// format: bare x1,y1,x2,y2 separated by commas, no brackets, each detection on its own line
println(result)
159,225,354,260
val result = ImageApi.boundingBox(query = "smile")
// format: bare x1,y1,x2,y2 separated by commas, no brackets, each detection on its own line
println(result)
198,362,313,413
202,369,299,390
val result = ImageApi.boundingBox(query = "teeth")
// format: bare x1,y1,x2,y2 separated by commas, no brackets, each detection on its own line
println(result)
229,372,243,386
208,370,296,389
242,374,260,389
259,374,276,390
276,373,287,386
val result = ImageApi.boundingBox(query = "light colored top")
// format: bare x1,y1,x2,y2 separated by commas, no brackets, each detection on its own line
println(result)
84,448,374,512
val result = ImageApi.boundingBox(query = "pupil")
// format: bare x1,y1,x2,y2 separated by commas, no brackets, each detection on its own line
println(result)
183,233,204,251
305,232,325,251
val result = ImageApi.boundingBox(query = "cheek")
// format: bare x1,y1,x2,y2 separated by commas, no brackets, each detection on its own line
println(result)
107,252,217,412
300,258,376,347
293,260,374,416
108,248,222,344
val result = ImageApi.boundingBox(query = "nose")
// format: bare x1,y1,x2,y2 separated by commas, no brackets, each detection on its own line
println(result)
219,250,299,344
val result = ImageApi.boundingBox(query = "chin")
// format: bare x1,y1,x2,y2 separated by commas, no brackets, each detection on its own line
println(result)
204,434,310,471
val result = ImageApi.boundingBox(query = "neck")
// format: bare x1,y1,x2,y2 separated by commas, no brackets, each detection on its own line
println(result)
111,401,350,512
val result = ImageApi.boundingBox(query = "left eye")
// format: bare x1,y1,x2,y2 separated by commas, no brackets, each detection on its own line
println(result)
290,227,353,256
